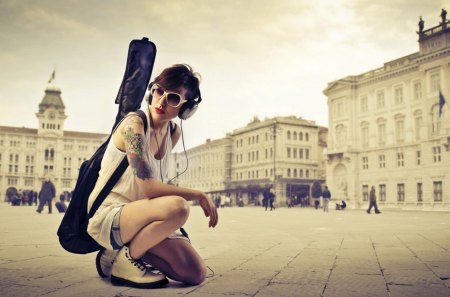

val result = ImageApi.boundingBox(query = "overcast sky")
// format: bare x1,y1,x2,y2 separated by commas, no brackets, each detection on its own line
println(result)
0,0,446,150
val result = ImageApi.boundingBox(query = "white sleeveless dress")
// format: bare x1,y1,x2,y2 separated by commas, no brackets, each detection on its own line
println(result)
87,107,172,249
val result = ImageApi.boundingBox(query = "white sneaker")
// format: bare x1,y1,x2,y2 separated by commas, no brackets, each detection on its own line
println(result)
110,246,168,288
95,248,119,278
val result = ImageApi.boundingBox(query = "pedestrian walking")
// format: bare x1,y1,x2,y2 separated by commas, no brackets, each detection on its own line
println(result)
269,189,275,211
367,186,381,214
262,188,270,211
36,176,56,214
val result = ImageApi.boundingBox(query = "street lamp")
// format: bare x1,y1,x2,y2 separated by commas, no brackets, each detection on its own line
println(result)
269,119,282,198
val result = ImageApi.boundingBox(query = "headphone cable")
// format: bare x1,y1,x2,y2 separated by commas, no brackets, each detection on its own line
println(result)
168,119,189,184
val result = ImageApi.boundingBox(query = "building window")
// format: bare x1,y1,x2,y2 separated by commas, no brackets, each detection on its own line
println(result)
397,183,405,202
379,155,385,168
293,148,297,158
377,91,385,109
417,183,423,202
305,149,309,159
335,100,345,117
415,116,422,140
360,96,368,112
299,149,303,159
379,184,386,202
394,87,403,104
361,125,369,147
299,132,303,141
287,169,291,177
397,152,404,167
433,181,442,202
431,105,441,134
305,133,309,141
287,148,291,158
430,73,440,93
433,146,441,163
362,185,369,201
413,81,422,100
305,169,309,178
335,124,346,148
378,123,386,144
293,132,297,140
362,156,368,170
416,151,421,165
299,169,303,177
395,119,404,142
287,131,291,140
293,169,297,177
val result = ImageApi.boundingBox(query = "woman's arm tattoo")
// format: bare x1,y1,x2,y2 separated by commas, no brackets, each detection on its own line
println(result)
123,116,152,180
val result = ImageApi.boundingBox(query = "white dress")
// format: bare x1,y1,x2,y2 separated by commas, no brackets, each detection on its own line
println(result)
87,107,172,249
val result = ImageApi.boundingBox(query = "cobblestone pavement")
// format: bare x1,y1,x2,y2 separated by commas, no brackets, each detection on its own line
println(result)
0,202,449,297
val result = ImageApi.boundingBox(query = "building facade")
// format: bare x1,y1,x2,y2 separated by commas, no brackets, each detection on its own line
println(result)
324,17,450,210
174,136,233,193
174,116,327,206
0,86,107,201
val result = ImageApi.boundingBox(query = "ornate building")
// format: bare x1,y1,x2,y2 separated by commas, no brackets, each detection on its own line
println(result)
324,15,450,210
0,85,107,201
174,116,327,206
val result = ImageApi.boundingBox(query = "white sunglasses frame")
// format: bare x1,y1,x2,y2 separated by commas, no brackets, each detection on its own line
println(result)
150,84,187,108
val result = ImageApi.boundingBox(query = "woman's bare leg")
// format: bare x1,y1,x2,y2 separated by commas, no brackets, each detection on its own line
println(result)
143,238,207,285
119,195,189,259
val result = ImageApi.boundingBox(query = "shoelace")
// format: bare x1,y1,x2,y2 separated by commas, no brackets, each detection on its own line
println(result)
125,250,147,272
132,258,147,272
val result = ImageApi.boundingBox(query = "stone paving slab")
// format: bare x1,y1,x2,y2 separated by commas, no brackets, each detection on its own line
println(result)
0,203,449,296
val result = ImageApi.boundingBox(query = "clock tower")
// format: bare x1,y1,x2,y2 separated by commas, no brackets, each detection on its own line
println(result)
36,86,68,137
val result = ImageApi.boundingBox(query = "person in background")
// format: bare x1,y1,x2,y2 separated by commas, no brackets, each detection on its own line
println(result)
322,186,331,212
36,176,56,214
367,186,381,214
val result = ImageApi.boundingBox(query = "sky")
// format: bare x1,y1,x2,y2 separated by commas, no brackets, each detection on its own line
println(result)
0,0,446,151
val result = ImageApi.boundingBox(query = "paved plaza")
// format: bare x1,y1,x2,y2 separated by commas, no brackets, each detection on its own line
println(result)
0,202,449,297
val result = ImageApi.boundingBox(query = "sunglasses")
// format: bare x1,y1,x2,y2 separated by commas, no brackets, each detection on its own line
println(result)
150,84,187,108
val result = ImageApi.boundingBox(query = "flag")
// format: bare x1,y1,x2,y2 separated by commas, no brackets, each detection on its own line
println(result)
47,70,55,84
439,90,446,117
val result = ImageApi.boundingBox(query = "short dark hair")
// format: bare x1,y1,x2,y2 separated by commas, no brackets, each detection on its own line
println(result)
152,64,201,102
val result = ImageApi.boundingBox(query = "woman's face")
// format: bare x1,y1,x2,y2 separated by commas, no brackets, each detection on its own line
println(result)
148,85,188,121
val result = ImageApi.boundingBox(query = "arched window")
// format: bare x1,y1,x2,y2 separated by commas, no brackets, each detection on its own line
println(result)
299,132,303,141
305,133,309,141
287,130,291,140
293,131,297,140
287,169,291,177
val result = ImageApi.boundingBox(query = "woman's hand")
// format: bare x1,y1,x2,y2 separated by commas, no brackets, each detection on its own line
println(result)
198,193,218,228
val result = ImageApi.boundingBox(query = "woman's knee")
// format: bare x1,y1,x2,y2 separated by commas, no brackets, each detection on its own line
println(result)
165,196,190,226
181,262,207,285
